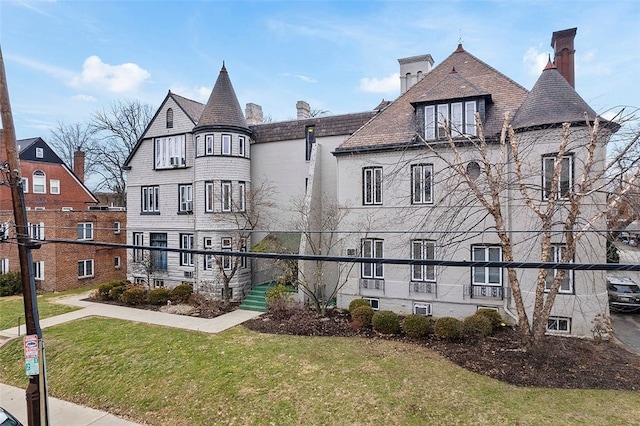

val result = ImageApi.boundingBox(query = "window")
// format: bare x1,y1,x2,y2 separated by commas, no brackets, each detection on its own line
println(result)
153,279,164,288
411,164,433,204
547,317,571,333
437,104,449,138
141,186,159,213
240,239,247,268
363,167,382,205
77,222,93,240
113,222,121,234
35,147,44,158
545,244,573,293
472,245,502,285
411,240,435,282
166,108,173,129
114,256,121,268
133,232,144,262
205,135,214,155
21,178,28,193
425,101,477,140
221,237,232,270
305,125,316,161
0,258,8,274
50,179,60,195
179,184,193,212
204,237,214,270
0,222,7,241
238,182,246,212
150,233,167,270
239,136,246,157
205,182,215,212
33,261,44,280
413,303,432,316
222,134,232,155
33,170,46,193
78,259,94,278
362,238,384,279
221,181,232,212
543,155,572,200
28,222,45,240
465,102,477,136
155,135,186,169
180,234,194,266
363,298,379,310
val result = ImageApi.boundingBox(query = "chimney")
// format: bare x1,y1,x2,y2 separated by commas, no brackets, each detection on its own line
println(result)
73,150,85,182
398,54,434,94
245,103,264,125
551,27,577,88
296,100,310,120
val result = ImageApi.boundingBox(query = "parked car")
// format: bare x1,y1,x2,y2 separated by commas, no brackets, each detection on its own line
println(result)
0,407,22,426
607,276,640,313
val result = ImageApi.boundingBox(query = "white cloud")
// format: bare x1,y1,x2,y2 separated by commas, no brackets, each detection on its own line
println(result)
6,54,74,80
70,56,150,93
72,94,97,102
359,73,399,93
523,47,549,76
169,85,211,103
282,73,318,83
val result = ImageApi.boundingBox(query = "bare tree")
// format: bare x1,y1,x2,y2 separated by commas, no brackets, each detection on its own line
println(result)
128,250,160,289
90,99,153,204
48,121,98,180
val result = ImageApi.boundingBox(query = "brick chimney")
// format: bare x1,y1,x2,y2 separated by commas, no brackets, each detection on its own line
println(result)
245,103,264,125
73,150,85,182
551,27,577,88
296,101,310,119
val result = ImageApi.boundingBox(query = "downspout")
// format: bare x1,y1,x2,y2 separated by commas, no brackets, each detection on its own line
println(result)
503,136,519,324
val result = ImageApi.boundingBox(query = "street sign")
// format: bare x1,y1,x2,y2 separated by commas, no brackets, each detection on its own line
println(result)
23,334,39,376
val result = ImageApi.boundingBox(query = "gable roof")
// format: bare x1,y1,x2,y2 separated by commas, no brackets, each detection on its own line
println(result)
194,63,248,132
171,92,205,124
18,137,65,164
336,44,529,152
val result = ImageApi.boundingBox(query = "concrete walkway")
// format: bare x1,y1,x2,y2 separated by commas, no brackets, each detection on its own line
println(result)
0,293,263,425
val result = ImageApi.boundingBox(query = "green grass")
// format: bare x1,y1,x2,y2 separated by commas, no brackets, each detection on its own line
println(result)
1,318,639,425
0,285,97,330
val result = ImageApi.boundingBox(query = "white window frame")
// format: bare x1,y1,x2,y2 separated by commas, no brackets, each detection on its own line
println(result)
411,164,433,204
21,178,28,193
544,244,573,294
35,147,44,158
363,297,380,311
425,105,436,140
180,234,194,266
28,222,45,240
465,101,477,136
221,134,232,156
33,261,44,280
221,181,232,212
141,186,159,213
221,237,232,270
154,135,186,169
411,239,435,282
238,182,246,212
78,259,94,278
363,167,382,205
0,258,8,274
547,316,571,333
361,238,384,279
49,179,60,195
204,237,214,270
437,104,449,139
33,170,46,194
179,184,193,212
472,245,502,286
238,136,246,157
113,221,121,234
77,222,94,240
133,232,144,262
451,102,463,137
205,182,215,212
205,135,214,155
114,256,121,268
543,155,572,200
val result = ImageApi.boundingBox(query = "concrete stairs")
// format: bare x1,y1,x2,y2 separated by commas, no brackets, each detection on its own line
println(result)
239,283,273,312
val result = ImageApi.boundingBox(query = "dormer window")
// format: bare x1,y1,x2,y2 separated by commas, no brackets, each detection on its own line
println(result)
424,100,478,140
166,108,174,129
35,147,44,158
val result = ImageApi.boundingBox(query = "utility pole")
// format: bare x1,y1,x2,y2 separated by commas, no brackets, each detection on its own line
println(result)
0,45,48,425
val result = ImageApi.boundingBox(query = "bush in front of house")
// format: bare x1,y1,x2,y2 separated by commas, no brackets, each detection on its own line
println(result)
97,280,126,300
462,313,493,339
402,314,432,339
475,308,503,331
108,282,127,301
0,272,22,297
120,286,147,305
266,283,293,305
434,317,462,341
372,310,400,335
148,287,171,305
170,283,193,304
348,298,371,313
350,305,374,328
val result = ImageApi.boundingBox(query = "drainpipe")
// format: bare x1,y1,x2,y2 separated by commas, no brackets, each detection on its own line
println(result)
503,130,519,324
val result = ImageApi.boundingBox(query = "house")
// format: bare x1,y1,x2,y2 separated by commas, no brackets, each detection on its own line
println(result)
333,28,617,337
0,134,126,291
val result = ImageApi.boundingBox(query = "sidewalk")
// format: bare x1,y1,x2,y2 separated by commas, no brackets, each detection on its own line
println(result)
0,293,263,425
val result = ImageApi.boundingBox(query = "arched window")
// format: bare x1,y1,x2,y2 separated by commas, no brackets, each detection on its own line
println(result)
166,108,174,129
33,170,46,194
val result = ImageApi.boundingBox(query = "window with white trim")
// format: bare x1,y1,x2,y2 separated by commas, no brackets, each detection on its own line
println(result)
363,167,382,205
77,222,93,240
205,135,214,155
239,136,246,157
238,182,246,212
411,240,435,282
363,297,379,310
205,182,215,212
179,184,193,212
114,256,121,268
411,164,433,204
547,316,571,333
33,261,44,280
203,237,214,270
543,155,572,200
166,108,173,129
180,234,194,266
472,245,502,286
28,222,45,240
21,178,28,193
78,259,94,278
222,134,232,155
221,181,232,212
33,170,46,194
221,237,232,270
362,238,384,279
425,101,477,140
35,147,44,158
141,186,159,213
113,222,121,234
0,258,8,274
544,244,573,293
133,232,144,262
155,135,186,169
240,238,247,268
50,179,60,195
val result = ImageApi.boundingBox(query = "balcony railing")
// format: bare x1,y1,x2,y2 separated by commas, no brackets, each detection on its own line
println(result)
465,284,505,299
410,281,436,296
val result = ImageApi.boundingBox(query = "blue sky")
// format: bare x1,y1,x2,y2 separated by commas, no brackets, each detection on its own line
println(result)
1,0,639,140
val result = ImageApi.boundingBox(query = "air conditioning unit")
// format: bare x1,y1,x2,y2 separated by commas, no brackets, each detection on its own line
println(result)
414,303,432,316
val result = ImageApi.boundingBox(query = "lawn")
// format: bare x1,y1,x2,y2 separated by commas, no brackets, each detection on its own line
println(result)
1,317,639,425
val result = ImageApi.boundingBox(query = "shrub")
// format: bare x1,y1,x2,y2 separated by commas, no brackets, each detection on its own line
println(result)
402,314,432,339
120,286,147,305
350,305,374,327
462,314,493,338
348,299,371,313
97,281,124,300
268,298,303,321
434,317,462,341
266,284,293,305
372,310,400,335
170,283,193,304
0,272,22,297
475,308,503,331
148,288,171,305
108,284,126,301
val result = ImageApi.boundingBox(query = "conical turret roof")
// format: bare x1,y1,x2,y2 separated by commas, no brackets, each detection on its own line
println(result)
195,63,248,131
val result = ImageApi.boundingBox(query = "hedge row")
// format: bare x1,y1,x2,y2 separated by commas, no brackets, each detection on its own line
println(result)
95,281,193,306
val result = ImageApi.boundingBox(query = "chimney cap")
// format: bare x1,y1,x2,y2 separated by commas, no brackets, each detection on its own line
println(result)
551,27,577,47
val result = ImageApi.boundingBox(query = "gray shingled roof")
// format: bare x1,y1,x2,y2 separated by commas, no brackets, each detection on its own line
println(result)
511,65,597,130
195,64,248,131
336,45,529,152
171,92,204,124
